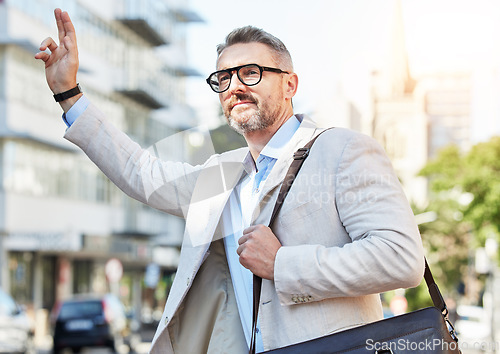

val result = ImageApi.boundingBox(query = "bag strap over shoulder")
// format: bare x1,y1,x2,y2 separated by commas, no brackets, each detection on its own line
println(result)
249,127,451,354
250,127,333,354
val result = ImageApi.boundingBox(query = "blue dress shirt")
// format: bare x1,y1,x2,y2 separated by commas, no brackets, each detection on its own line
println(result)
222,116,300,352
63,95,89,127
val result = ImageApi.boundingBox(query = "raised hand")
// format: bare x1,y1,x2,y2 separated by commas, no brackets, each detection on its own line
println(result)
35,8,79,102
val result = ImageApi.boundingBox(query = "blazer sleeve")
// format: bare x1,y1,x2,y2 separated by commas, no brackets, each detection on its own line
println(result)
63,103,202,218
273,132,425,305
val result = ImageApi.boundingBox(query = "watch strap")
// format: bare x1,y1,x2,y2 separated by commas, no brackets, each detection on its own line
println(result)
53,84,82,102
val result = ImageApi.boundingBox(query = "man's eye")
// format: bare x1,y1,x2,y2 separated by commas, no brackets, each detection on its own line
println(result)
242,68,259,76
218,74,230,83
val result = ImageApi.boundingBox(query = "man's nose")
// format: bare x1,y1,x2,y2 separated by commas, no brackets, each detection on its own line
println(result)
227,71,247,93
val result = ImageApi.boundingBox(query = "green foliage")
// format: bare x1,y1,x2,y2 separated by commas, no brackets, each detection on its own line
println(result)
415,136,500,304
420,137,500,236
412,197,470,302
419,145,462,192
461,137,500,235
405,280,434,312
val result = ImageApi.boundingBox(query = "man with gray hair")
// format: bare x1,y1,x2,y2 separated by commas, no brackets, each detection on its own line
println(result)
36,9,424,353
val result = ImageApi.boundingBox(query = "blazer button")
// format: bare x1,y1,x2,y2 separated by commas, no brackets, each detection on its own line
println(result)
164,316,169,325
291,296,298,303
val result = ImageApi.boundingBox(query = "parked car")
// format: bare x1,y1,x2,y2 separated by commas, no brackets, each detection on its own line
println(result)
0,288,34,354
52,294,129,353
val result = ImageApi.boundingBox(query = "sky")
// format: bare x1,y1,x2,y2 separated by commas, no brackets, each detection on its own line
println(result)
184,0,500,129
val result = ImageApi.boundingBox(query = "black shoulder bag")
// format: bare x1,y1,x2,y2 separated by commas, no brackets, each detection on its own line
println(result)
250,129,461,354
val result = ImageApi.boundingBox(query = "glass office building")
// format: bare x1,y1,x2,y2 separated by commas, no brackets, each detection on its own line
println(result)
0,0,201,335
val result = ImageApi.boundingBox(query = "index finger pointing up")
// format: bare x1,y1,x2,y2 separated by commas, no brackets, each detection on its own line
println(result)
61,11,77,41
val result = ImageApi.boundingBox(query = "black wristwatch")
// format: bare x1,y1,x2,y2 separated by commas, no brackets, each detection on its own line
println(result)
53,83,82,102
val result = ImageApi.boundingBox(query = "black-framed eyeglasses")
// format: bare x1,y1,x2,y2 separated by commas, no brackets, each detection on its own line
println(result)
206,63,289,93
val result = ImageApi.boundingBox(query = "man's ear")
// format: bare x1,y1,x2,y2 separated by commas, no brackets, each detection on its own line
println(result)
284,73,299,100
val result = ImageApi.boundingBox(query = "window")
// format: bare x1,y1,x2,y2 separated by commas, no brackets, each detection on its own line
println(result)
3,139,117,204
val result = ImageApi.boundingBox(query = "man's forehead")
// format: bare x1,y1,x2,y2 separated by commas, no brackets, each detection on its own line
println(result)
216,42,276,70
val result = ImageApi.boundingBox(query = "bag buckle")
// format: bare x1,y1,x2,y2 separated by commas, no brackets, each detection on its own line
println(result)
293,148,310,160
446,318,459,342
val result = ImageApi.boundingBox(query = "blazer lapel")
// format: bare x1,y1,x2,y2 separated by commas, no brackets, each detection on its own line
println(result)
184,148,248,249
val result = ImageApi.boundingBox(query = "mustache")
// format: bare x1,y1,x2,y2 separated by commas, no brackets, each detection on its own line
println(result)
229,93,257,107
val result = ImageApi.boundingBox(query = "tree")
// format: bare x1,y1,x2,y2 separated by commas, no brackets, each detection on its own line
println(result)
413,137,500,305
406,197,471,310
420,137,500,244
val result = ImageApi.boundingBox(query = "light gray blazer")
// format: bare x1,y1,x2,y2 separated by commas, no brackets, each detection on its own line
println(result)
64,103,425,353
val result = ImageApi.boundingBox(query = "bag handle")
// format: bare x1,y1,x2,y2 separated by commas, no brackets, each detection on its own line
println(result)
249,128,451,354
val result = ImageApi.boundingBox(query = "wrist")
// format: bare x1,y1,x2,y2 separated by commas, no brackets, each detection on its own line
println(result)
53,83,82,102
51,80,78,94
60,93,83,113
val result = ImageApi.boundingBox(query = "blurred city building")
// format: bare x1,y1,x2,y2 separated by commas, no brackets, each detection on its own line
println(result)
338,0,500,209
362,1,500,346
0,0,201,340
368,0,427,208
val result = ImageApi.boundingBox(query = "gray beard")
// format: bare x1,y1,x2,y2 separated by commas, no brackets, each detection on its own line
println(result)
226,109,275,135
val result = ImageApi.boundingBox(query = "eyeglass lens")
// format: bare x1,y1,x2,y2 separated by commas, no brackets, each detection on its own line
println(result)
209,64,262,93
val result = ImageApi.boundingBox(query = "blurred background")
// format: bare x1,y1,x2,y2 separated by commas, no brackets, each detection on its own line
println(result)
0,0,499,353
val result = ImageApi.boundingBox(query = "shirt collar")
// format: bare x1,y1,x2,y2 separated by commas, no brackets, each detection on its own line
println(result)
241,115,301,174
261,115,300,159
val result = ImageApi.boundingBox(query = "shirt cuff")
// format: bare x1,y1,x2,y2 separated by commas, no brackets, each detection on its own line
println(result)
62,95,90,127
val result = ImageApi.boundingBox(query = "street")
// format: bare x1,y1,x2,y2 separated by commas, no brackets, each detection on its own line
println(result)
32,325,156,354
34,336,152,354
